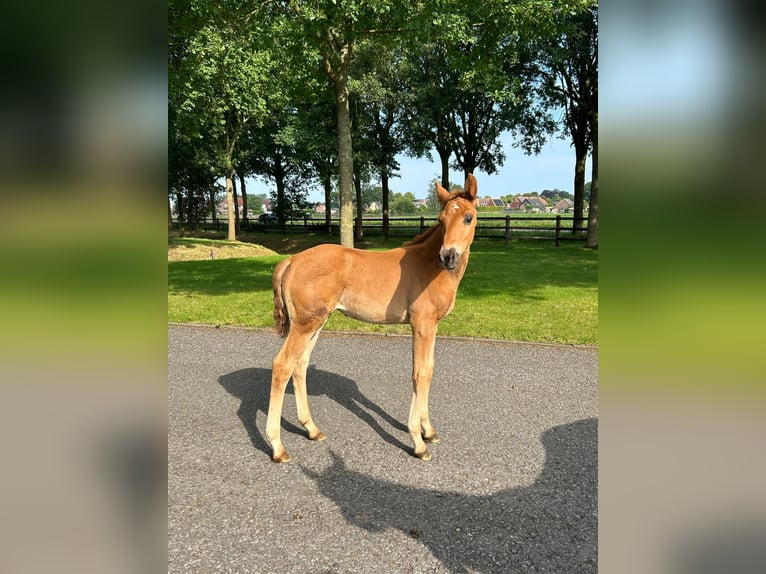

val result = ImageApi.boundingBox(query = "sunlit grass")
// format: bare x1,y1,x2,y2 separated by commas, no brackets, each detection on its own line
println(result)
168,239,597,345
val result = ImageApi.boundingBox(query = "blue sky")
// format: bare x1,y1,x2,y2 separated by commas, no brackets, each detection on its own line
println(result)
246,131,589,203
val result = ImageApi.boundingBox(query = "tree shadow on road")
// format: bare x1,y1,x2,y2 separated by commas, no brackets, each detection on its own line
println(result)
218,366,410,459
302,418,598,573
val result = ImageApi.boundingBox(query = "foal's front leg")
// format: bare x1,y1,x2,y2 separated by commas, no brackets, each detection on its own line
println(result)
408,320,439,460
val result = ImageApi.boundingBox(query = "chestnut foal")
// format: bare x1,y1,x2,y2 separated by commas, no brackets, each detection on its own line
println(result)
266,174,478,462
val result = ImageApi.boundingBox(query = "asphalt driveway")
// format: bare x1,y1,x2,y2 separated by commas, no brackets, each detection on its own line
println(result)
168,324,598,573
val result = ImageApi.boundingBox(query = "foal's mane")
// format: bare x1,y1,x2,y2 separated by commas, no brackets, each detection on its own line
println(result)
402,222,443,247
402,190,470,247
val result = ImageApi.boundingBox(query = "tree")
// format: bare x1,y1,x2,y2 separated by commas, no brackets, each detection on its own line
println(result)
585,90,598,248
278,1,420,247
531,1,597,234
292,96,339,233
169,0,271,240
401,41,459,189
240,113,308,224
391,191,416,214
446,21,536,180
402,2,559,188
359,183,383,210
353,41,409,238
169,102,221,232
541,189,573,202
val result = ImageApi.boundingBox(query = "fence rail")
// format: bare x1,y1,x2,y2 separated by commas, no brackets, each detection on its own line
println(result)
172,214,587,246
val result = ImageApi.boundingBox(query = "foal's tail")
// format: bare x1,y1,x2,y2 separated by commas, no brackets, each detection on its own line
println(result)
273,258,291,338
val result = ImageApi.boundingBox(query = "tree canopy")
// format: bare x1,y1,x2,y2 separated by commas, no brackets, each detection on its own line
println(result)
169,0,598,246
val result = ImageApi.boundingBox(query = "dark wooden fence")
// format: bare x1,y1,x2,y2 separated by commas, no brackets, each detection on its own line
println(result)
172,214,587,246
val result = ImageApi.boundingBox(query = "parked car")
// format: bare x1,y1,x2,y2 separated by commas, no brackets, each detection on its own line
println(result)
258,213,279,223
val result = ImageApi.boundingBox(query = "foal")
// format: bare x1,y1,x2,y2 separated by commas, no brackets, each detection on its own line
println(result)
266,174,478,462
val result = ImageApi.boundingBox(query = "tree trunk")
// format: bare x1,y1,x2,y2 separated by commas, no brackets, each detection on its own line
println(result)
275,173,286,224
175,189,186,237
354,171,363,242
437,145,451,189
573,140,587,234
273,152,288,224
335,64,355,247
167,195,173,231
209,188,217,223
232,173,240,234
238,172,249,226
323,172,332,234
225,172,236,241
381,168,390,240
585,124,598,248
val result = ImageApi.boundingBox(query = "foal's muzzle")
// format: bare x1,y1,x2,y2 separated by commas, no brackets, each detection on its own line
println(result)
439,247,459,270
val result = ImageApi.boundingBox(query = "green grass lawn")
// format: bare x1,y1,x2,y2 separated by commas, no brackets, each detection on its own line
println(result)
168,238,597,345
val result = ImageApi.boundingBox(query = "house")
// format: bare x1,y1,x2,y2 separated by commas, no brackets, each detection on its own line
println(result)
314,204,338,215
555,198,574,213
507,197,526,210
217,197,246,216
217,196,269,217
506,196,549,212
366,201,381,212
413,198,429,210
477,197,505,208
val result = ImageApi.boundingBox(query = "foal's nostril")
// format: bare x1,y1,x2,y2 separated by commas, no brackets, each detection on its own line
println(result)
439,248,458,269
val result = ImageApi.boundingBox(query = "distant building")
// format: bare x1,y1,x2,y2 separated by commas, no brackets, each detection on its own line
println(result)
217,196,271,216
314,204,338,215
478,197,505,208
505,196,550,213
555,198,574,213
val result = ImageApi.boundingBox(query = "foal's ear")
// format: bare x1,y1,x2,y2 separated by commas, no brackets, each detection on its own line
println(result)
435,179,452,206
464,173,477,201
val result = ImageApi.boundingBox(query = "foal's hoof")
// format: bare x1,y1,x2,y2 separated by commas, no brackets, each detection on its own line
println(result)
423,433,440,444
309,431,327,442
415,449,432,461
271,451,291,463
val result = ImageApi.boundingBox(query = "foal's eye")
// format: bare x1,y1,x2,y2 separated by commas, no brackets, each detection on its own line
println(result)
463,214,473,224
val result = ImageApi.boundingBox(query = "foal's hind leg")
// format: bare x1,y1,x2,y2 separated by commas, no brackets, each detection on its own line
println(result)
266,328,316,463
292,329,325,442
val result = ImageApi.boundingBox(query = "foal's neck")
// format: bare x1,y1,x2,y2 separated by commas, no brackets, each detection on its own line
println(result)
406,223,444,255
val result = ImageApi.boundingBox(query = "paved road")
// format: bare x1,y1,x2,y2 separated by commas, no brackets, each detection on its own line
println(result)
168,324,598,573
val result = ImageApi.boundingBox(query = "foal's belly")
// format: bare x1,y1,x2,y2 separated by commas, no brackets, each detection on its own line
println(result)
335,300,409,325
335,296,409,323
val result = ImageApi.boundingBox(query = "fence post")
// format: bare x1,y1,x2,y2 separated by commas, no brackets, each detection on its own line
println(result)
555,215,561,247
420,216,425,234
303,213,308,234
504,215,510,247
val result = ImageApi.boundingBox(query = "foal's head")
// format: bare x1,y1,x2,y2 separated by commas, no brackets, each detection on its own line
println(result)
436,173,478,270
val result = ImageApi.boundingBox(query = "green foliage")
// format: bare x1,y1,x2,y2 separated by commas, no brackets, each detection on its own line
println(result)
390,191,416,214
168,0,599,243
541,189,573,202
170,4,271,169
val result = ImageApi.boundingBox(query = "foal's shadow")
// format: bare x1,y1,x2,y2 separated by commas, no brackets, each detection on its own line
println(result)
218,366,410,457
